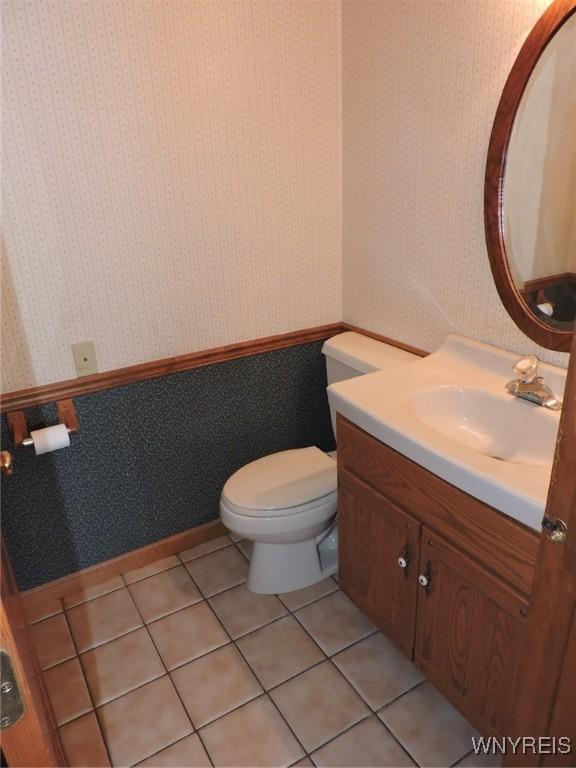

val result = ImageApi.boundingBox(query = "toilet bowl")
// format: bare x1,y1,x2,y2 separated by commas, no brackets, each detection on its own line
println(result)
220,446,338,594
219,332,419,594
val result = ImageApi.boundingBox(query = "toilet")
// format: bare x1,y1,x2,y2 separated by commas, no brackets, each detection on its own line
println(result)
220,332,418,594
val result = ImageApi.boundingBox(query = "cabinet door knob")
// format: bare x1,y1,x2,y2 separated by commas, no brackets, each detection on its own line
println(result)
418,561,432,589
397,544,410,570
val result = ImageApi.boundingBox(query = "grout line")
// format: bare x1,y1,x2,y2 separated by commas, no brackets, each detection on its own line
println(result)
122,561,182,586
376,678,427,714
124,571,216,768
232,539,252,563
376,682,428,768
44,537,235,618
58,569,333,672
200,579,420,765
302,664,420,768
291,610,379,658
130,732,202,768
176,537,235,567
66,562,337,665
58,606,114,767
211,603,290,643
63,603,417,764
201,596,310,761
61,580,126,611
306,710,374,758
275,594,423,766
51,550,431,767
450,749,492,768
323,656,420,764
42,552,333,743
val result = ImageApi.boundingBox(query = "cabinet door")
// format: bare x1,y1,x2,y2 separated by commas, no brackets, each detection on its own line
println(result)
338,468,420,657
415,530,529,737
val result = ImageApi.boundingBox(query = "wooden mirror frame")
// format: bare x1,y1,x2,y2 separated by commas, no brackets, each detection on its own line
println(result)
484,0,576,353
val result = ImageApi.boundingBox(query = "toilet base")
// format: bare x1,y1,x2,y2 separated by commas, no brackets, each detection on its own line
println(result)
247,527,338,595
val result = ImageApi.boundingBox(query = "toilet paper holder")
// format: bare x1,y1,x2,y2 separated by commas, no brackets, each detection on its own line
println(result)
7,399,79,447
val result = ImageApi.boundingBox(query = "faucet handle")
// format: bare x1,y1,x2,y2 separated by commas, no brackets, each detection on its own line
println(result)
514,354,540,383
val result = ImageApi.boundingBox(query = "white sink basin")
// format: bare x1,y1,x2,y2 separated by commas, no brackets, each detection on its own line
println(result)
409,385,556,467
328,335,567,531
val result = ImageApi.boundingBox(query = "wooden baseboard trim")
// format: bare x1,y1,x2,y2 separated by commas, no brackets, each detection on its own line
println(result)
20,519,226,618
1,323,342,413
340,323,429,357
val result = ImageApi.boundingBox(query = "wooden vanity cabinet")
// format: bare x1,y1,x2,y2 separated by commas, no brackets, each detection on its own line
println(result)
338,469,420,656
336,415,538,737
415,530,528,736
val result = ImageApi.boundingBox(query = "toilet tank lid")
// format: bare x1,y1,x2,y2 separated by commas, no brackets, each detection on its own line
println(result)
322,332,419,374
222,447,336,512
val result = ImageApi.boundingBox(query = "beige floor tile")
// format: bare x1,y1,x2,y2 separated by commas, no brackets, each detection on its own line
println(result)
200,695,304,767
67,588,143,653
295,591,375,656
454,751,502,767
59,711,110,767
311,715,415,767
23,596,63,625
270,661,369,753
97,676,192,767
43,658,93,725
29,613,76,669
185,546,249,597
236,539,253,560
229,531,243,542
81,628,165,706
278,578,338,612
137,734,211,767
179,535,232,562
148,602,228,670
237,615,324,689
124,556,180,584
291,760,313,767
209,584,287,638
379,681,478,767
171,644,262,727
333,633,424,710
63,577,125,609
128,566,202,623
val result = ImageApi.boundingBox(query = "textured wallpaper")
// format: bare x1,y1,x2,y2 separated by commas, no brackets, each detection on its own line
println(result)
342,0,569,368
2,0,570,394
1,0,342,390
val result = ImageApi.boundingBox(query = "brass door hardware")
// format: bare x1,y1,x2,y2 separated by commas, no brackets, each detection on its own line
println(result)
0,451,13,477
542,516,568,543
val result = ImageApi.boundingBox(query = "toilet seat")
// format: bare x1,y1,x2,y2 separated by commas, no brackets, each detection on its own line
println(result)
222,447,336,517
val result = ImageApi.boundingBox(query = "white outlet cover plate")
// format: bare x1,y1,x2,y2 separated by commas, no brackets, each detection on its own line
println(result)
71,341,98,377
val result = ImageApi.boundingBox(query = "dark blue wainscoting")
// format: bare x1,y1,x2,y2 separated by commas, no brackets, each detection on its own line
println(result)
1,341,335,589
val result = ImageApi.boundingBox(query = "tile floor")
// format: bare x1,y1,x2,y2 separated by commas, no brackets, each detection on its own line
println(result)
29,534,500,768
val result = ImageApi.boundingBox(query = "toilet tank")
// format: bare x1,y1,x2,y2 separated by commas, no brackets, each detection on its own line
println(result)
321,332,419,437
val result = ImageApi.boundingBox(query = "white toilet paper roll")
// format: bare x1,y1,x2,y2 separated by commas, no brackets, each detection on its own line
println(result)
30,424,70,455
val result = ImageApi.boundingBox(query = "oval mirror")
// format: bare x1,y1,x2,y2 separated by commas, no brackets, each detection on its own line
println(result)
485,0,576,352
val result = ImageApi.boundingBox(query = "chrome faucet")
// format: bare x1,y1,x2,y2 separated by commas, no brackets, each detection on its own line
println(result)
505,355,562,411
